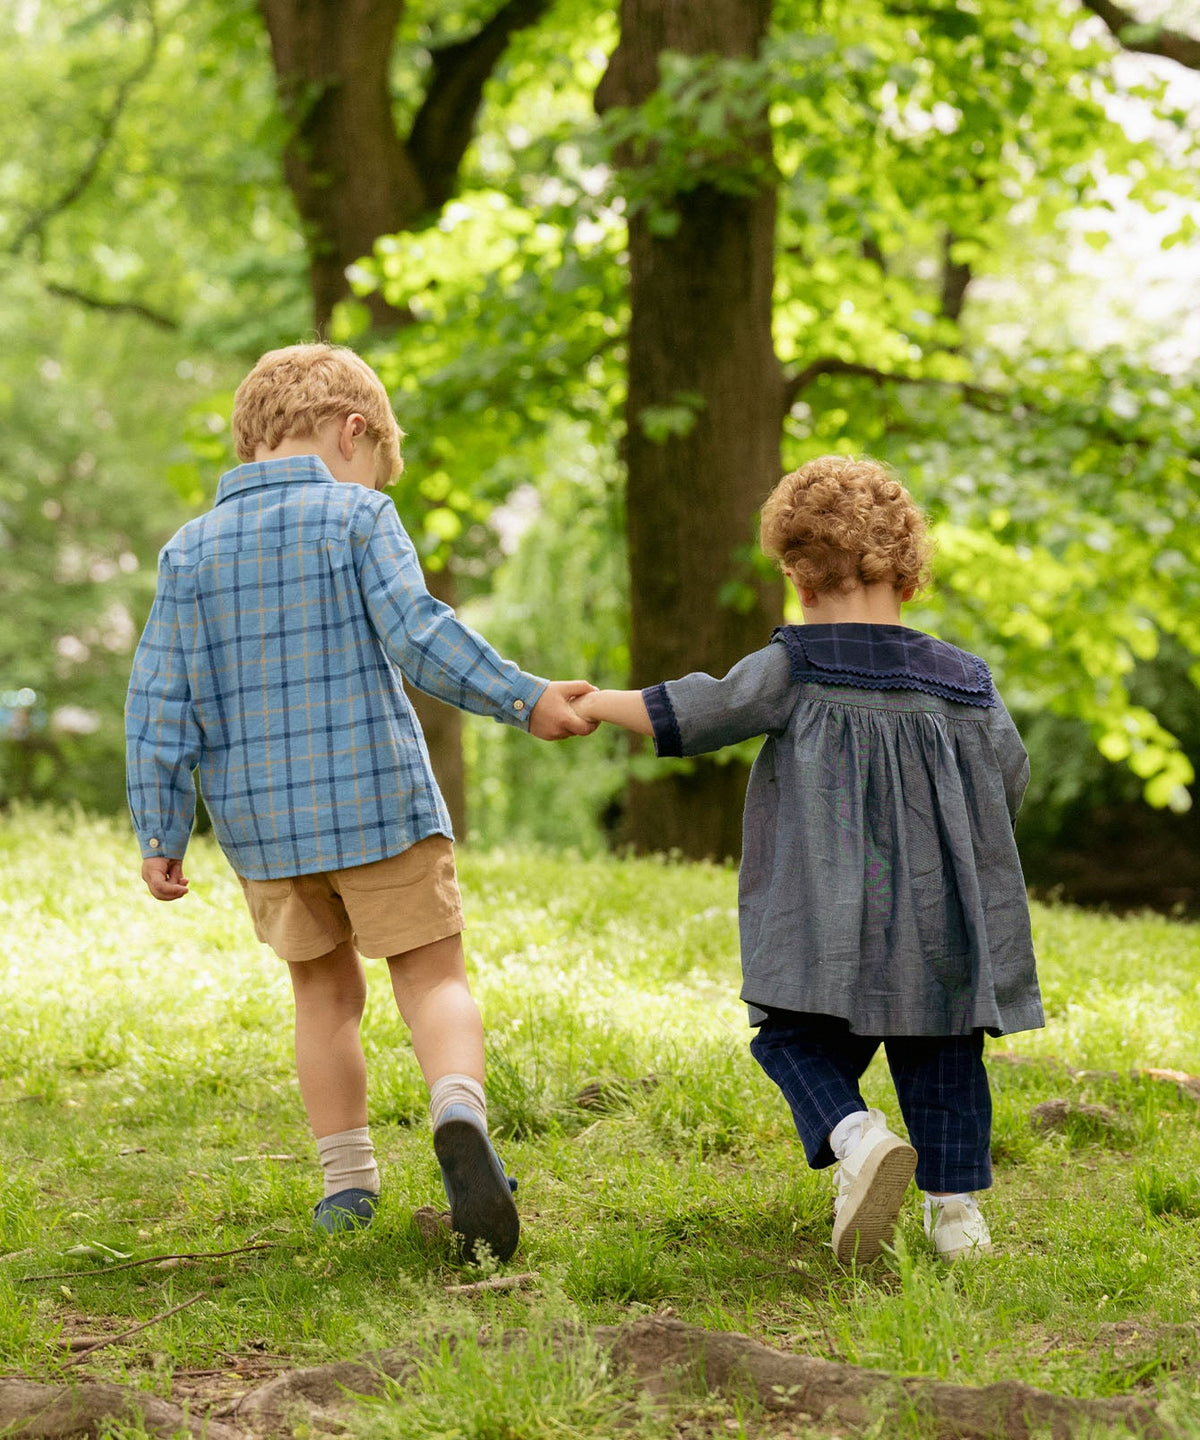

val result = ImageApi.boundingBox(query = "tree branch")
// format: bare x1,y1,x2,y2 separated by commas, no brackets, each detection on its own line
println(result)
940,230,971,324
9,4,161,256
1079,0,1200,69
408,0,553,212
786,356,1190,457
22,1242,278,1282
58,1294,203,1370
43,281,178,330
782,356,1006,412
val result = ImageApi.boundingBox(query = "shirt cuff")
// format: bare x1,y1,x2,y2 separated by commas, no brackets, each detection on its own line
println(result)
499,674,548,730
643,683,683,757
137,828,191,861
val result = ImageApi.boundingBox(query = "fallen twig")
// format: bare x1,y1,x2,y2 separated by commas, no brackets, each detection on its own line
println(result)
22,1241,280,1282
444,1272,538,1295
58,1293,204,1369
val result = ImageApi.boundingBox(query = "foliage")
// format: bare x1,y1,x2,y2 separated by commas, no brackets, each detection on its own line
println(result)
351,0,1200,815
2,809,1200,1434
0,0,305,810
0,0,307,351
0,277,201,811
458,421,631,851
3,0,1199,852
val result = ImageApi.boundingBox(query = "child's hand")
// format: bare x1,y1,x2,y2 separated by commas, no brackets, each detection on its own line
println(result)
529,680,599,740
565,689,653,735
141,856,189,901
569,691,600,724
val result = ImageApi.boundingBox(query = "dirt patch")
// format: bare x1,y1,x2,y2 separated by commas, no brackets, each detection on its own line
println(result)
1028,1098,1124,1133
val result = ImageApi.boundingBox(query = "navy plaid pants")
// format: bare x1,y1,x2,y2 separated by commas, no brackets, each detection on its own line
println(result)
749,1010,992,1192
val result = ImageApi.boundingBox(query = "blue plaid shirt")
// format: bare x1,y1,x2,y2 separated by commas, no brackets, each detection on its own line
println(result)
125,456,547,879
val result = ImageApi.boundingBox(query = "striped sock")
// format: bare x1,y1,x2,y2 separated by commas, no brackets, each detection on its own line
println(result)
429,1074,487,1132
316,1126,380,1199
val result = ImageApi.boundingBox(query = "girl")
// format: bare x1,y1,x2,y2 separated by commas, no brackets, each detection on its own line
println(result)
573,456,1041,1263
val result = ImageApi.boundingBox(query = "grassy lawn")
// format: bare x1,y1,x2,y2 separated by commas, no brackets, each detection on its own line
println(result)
1,805,1199,1437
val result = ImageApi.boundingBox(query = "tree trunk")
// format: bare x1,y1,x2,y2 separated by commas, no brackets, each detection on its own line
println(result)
407,566,467,832
256,0,550,836
258,0,419,331
598,0,784,860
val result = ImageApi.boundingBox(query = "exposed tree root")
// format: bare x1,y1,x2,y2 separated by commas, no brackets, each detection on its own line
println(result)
0,1316,1177,1439
0,1378,242,1440
600,1315,1171,1439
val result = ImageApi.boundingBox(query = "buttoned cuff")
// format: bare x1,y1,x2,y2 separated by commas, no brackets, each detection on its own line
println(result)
137,828,191,861
644,683,683,757
499,674,548,730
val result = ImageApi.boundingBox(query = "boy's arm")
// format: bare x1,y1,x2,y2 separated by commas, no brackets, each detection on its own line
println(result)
357,503,592,736
124,562,203,893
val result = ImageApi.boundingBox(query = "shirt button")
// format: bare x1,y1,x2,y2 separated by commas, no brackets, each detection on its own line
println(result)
149,838,160,849
512,699,525,712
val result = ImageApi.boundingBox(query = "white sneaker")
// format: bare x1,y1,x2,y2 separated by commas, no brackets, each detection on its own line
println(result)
925,1196,992,1261
830,1109,917,1264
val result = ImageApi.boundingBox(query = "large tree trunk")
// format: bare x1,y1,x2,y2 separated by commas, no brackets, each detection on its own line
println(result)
257,0,549,835
257,0,418,330
598,0,784,860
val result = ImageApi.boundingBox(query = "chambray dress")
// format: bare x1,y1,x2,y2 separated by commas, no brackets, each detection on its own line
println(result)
643,624,1043,1039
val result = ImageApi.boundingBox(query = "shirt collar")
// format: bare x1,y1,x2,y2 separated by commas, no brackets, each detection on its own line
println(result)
771,623,996,707
214,454,337,506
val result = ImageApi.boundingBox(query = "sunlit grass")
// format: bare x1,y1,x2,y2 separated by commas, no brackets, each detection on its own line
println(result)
1,805,1199,1436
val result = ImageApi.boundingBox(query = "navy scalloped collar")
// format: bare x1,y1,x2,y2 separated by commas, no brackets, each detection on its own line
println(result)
770,623,996,708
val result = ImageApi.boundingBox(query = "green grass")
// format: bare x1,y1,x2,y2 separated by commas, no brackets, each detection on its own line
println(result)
2,805,1200,1437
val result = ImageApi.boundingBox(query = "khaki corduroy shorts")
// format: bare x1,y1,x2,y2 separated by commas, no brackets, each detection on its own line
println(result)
237,835,463,963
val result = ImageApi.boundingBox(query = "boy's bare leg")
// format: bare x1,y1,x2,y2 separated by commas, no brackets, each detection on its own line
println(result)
388,933,519,1262
386,932,484,1086
289,942,380,1226
288,940,369,1137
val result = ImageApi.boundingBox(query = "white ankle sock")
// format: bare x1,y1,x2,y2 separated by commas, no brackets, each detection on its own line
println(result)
316,1126,380,1199
429,1073,487,1132
925,1191,974,1213
829,1109,871,1161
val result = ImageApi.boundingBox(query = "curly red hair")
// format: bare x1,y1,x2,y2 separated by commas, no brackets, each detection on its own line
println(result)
759,456,934,595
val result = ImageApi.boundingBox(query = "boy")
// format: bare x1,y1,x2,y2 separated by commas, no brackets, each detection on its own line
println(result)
126,343,595,1261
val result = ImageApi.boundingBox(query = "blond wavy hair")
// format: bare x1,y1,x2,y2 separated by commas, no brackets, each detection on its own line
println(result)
232,343,403,484
759,455,934,595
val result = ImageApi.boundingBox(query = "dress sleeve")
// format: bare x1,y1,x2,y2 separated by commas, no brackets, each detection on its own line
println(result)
643,643,798,758
988,693,1030,825
124,558,203,860
356,501,547,727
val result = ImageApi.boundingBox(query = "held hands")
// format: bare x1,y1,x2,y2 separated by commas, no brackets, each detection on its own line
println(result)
529,680,600,740
141,856,189,901
567,689,654,736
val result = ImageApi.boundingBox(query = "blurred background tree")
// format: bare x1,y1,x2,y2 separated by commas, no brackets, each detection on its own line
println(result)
3,0,1199,909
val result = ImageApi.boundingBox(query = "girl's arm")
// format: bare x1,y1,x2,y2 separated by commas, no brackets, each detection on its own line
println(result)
573,689,653,735
574,645,797,756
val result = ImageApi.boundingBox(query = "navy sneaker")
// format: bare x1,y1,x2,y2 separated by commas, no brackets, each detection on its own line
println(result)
313,1186,378,1234
433,1105,520,1263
